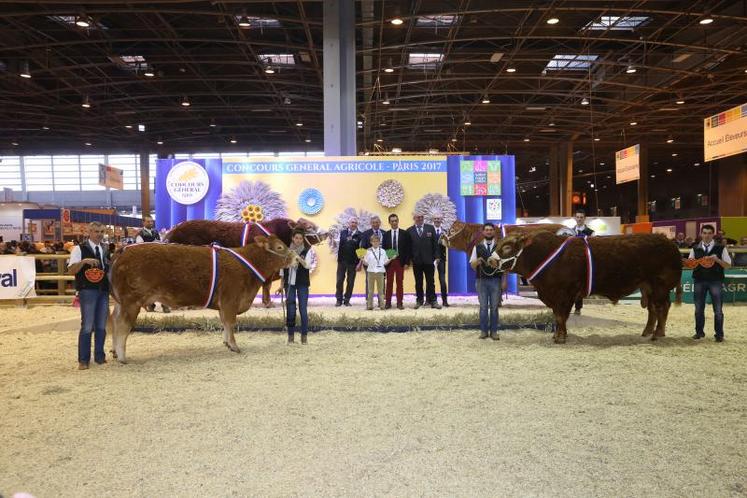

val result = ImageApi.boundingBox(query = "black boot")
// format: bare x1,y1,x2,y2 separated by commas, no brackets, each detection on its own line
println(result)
287,327,295,344
301,334,308,345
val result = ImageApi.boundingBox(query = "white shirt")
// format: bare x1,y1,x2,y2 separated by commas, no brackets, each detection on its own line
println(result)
135,228,158,244
364,247,389,273
389,228,400,251
67,240,105,268
286,247,317,286
688,241,731,264
469,239,496,263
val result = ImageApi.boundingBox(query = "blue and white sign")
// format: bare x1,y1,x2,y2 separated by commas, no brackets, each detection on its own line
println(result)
0,256,37,299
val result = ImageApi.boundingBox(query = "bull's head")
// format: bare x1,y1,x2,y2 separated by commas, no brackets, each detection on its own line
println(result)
289,217,328,246
254,235,298,267
440,220,466,248
488,232,533,272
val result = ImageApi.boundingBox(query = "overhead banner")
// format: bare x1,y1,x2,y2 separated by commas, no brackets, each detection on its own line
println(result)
704,103,747,162
98,163,124,190
0,255,37,299
615,144,640,184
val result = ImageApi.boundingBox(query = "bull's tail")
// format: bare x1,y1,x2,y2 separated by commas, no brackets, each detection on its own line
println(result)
674,283,683,306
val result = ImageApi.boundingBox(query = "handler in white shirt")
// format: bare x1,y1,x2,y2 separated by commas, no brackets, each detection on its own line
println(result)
362,234,389,310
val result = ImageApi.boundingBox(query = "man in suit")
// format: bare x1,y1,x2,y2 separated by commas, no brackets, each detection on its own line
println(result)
572,209,594,315
382,213,411,310
407,214,442,309
336,218,362,306
432,215,449,307
360,216,385,303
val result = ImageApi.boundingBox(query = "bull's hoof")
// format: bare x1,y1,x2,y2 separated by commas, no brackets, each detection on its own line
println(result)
554,336,567,344
223,341,241,353
641,329,654,337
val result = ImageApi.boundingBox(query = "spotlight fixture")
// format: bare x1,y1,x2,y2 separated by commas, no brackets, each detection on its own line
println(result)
548,122,555,126
11,141,19,146
19,61,31,79
384,67,394,73
523,137,530,142
296,122,303,127
238,15,252,28
666,137,674,144
283,97,292,105
376,138,383,143
125,125,133,129
229,138,237,144
546,17,560,25
676,99,685,105
666,168,673,172
625,65,637,74
75,14,92,28
390,17,404,25
699,16,714,25
392,147,402,153
181,96,191,107
581,97,589,105
265,65,275,74
143,67,155,77
451,138,458,142
42,126,50,130
481,97,491,104
356,121,363,125
629,121,637,126
304,138,311,143
464,120,472,126
382,96,390,105
156,140,164,145
209,120,217,128
672,153,678,157
81,96,91,108
84,142,92,146
594,137,600,142
506,67,517,73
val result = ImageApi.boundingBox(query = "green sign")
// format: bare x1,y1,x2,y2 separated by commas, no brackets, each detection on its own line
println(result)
670,269,747,303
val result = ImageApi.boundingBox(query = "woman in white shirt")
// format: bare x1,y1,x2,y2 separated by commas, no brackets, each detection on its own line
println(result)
362,234,390,310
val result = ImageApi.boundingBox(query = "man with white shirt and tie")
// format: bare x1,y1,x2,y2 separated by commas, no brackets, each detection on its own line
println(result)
67,222,111,369
382,214,411,309
572,209,594,315
469,223,502,340
336,218,362,306
688,224,732,342
407,213,441,309
432,216,449,307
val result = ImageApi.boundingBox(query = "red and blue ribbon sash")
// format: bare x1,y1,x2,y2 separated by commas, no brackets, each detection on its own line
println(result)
526,236,594,297
241,222,272,246
204,246,219,308
215,245,267,283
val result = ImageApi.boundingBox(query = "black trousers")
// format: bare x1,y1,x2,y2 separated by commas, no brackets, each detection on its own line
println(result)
412,263,436,304
436,259,448,303
335,262,357,303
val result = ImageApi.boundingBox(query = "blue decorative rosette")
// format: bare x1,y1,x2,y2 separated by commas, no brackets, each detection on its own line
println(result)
298,188,324,215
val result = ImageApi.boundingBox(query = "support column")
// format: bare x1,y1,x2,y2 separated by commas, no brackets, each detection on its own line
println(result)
561,142,574,216
323,0,356,156
636,144,649,222
718,154,747,215
549,144,560,216
139,151,150,216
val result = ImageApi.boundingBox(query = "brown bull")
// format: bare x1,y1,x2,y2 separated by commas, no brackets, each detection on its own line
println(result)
109,235,297,363
165,218,326,307
441,221,565,253
490,232,682,343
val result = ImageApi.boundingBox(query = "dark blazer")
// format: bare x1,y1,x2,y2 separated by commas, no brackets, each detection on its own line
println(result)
573,225,594,237
382,228,412,266
433,226,447,262
337,228,362,264
360,228,386,250
407,223,439,265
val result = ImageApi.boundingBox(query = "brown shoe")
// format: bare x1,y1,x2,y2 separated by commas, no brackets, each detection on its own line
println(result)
397,304,405,310
78,362,89,370
479,332,488,339
490,331,500,341
301,335,308,345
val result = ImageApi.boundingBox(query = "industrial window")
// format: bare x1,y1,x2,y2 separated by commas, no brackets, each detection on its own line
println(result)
408,53,445,69
0,156,22,191
79,155,107,191
234,16,281,28
584,16,650,31
23,156,54,191
416,15,460,27
544,54,599,71
259,54,295,66
108,154,140,190
52,155,81,191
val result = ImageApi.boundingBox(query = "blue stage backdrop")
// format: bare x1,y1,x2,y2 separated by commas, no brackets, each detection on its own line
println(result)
156,155,516,295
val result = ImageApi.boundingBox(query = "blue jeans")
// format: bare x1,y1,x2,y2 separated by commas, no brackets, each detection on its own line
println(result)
694,280,724,338
477,278,501,334
78,288,109,363
286,284,309,335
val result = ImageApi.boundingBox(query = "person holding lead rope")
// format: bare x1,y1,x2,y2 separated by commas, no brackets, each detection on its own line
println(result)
469,223,503,340
276,230,317,344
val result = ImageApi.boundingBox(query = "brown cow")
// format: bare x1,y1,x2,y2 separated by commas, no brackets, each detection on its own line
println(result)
489,232,682,343
165,218,326,307
109,235,298,363
441,221,565,253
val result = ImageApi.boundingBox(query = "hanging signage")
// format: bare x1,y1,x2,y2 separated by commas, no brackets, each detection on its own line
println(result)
0,255,37,299
615,144,640,184
166,160,210,205
704,103,747,162
98,163,124,190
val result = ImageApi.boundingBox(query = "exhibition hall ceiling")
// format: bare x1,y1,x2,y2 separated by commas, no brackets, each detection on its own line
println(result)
1,0,747,159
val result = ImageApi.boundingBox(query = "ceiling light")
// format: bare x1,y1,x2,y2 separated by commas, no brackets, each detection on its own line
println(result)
296,122,303,127
156,140,164,145
699,17,714,25
125,125,132,129
594,137,600,141
391,17,404,25
464,121,471,126
523,137,530,142
581,97,589,105
75,14,91,28
19,61,31,79
81,96,91,108
283,97,292,105
428,148,439,154
630,121,637,126
548,122,555,126
392,147,402,153
209,120,217,128
481,97,491,104
666,138,674,143
671,153,678,157
84,142,92,146
181,96,191,107
676,99,685,105
143,68,155,77
138,124,145,132
376,138,383,143
356,121,363,125
451,138,458,142
238,15,252,28
304,138,311,143
265,66,275,74
650,174,656,178
382,97,390,105
230,138,237,144
11,141,19,146
546,17,560,25
626,65,637,74
42,126,50,130
506,67,516,73
384,67,394,73
666,168,673,172
694,162,701,166
601,162,606,166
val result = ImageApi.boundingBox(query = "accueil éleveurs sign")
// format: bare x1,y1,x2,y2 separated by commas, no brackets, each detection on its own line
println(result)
0,256,36,299
615,144,640,184
704,103,747,162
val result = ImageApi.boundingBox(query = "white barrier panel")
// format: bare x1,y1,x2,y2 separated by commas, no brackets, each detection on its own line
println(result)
0,255,37,299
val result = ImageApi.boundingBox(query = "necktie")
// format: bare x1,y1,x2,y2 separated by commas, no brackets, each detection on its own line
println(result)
393,230,398,251
486,242,492,254
437,229,440,237
95,246,102,268
417,226,422,237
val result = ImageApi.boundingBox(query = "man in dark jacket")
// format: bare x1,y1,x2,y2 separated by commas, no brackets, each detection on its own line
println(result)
572,209,594,315
406,214,442,309
382,213,411,310
336,218,362,306
432,215,449,307
689,224,732,342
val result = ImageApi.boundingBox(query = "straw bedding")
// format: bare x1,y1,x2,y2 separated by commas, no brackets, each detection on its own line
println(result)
1,302,745,497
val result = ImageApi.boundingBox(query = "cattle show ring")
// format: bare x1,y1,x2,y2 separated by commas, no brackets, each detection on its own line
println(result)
2,154,746,497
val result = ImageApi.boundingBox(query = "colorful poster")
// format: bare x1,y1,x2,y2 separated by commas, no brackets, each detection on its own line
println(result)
615,144,640,184
0,255,37,299
704,103,747,162
459,159,501,196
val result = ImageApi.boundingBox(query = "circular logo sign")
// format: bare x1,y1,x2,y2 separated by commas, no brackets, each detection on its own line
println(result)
166,161,210,205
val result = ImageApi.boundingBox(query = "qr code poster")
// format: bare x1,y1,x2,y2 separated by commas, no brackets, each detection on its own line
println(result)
459,159,501,196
